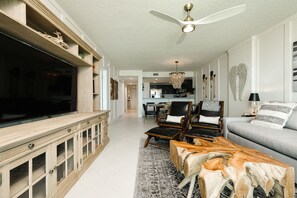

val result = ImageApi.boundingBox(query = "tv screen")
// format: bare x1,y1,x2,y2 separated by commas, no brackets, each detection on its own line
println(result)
0,32,77,127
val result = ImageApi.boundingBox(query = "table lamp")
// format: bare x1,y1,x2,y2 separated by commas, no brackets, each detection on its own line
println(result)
248,93,260,115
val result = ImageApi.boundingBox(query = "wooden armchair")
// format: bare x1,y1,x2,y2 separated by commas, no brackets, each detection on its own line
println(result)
184,101,224,142
157,101,192,129
144,101,192,147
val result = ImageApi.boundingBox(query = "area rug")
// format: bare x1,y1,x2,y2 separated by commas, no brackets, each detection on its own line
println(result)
134,139,200,198
134,138,297,198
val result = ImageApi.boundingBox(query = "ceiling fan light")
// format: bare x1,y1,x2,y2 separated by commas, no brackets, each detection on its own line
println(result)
182,24,195,33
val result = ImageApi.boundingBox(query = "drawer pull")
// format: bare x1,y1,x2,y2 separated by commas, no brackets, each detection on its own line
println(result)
28,143,35,150
67,128,71,133
49,169,54,174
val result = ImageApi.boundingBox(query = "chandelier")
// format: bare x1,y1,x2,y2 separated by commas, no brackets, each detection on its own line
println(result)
169,61,185,89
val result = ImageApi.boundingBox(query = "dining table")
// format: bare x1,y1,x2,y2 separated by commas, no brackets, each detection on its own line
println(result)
146,103,170,121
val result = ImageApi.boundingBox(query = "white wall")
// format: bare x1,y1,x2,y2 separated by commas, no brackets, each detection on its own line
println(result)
209,59,219,101
201,64,209,101
292,16,297,101
119,70,143,117
196,55,229,115
227,39,253,116
117,80,124,116
142,82,150,98
194,70,201,102
218,54,229,116
197,13,297,117
258,25,286,101
257,15,297,103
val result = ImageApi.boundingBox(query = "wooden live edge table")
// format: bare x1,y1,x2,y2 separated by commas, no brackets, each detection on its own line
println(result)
170,137,295,198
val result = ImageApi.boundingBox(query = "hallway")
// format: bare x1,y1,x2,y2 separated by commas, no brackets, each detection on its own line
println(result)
66,111,157,198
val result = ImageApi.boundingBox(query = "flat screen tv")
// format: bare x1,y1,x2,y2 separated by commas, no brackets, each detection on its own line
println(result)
0,32,77,127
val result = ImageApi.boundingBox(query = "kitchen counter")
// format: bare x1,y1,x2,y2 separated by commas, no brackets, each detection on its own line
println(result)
142,97,195,104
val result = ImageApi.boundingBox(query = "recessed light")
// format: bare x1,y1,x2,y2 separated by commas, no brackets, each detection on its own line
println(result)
155,78,158,80
130,78,133,80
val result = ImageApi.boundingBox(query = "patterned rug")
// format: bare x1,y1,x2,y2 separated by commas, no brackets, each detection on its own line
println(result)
134,138,297,198
134,139,200,198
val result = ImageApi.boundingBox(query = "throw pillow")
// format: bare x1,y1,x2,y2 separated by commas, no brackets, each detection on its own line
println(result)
166,115,184,123
285,107,297,130
251,102,297,129
199,115,220,125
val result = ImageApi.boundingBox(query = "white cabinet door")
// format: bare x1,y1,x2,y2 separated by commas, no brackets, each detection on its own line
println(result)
80,125,93,166
52,133,77,194
1,146,49,198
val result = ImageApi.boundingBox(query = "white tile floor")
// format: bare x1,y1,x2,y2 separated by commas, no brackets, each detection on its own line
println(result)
65,111,157,198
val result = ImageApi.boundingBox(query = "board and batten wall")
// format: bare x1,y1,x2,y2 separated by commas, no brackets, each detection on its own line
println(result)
196,13,297,116
196,54,229,117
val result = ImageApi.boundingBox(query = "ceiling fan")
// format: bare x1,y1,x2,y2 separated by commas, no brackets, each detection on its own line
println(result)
149,3,246,42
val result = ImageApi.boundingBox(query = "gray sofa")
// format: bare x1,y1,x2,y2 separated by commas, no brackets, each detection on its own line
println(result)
223,108,297,183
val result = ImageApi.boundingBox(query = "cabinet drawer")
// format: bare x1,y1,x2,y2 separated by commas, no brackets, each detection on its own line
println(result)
0,125,78,163
81,117,99,128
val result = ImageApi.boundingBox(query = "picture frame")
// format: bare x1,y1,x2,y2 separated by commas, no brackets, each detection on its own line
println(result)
110,78,114,100
293,41,297,92
113,80,118,100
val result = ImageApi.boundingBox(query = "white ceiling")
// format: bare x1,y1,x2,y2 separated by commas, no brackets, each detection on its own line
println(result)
56,0,297,71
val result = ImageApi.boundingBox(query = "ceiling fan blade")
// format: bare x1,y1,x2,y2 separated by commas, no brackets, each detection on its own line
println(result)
176,33,187,45
149,10,183,26
192,4,246,25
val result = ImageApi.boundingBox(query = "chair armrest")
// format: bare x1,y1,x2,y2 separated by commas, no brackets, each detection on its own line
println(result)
180,117,185,126
223,117,254,138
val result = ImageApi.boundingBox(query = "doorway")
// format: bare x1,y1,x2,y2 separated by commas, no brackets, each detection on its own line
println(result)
127,84,137,110
122,76,138,114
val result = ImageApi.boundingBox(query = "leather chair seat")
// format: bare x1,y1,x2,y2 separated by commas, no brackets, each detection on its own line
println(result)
146,127,181,138
187,127,221,138
191,122,220,129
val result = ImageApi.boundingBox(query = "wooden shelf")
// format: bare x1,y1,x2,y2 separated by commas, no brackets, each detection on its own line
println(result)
0,11,91,67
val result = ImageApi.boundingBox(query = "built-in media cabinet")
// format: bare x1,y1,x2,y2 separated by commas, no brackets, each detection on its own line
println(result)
0,0,109,197
0,0,101,112
0,112,109,197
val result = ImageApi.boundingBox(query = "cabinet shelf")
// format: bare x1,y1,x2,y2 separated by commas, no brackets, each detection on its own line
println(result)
67,150,74,157
32,166,46,182
0,11,91,67
10,175,28,197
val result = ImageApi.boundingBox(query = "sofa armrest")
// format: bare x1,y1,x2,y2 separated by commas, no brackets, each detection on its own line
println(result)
223,117,254,138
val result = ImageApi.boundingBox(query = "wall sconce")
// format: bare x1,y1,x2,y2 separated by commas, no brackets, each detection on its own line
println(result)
248,93,260,114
